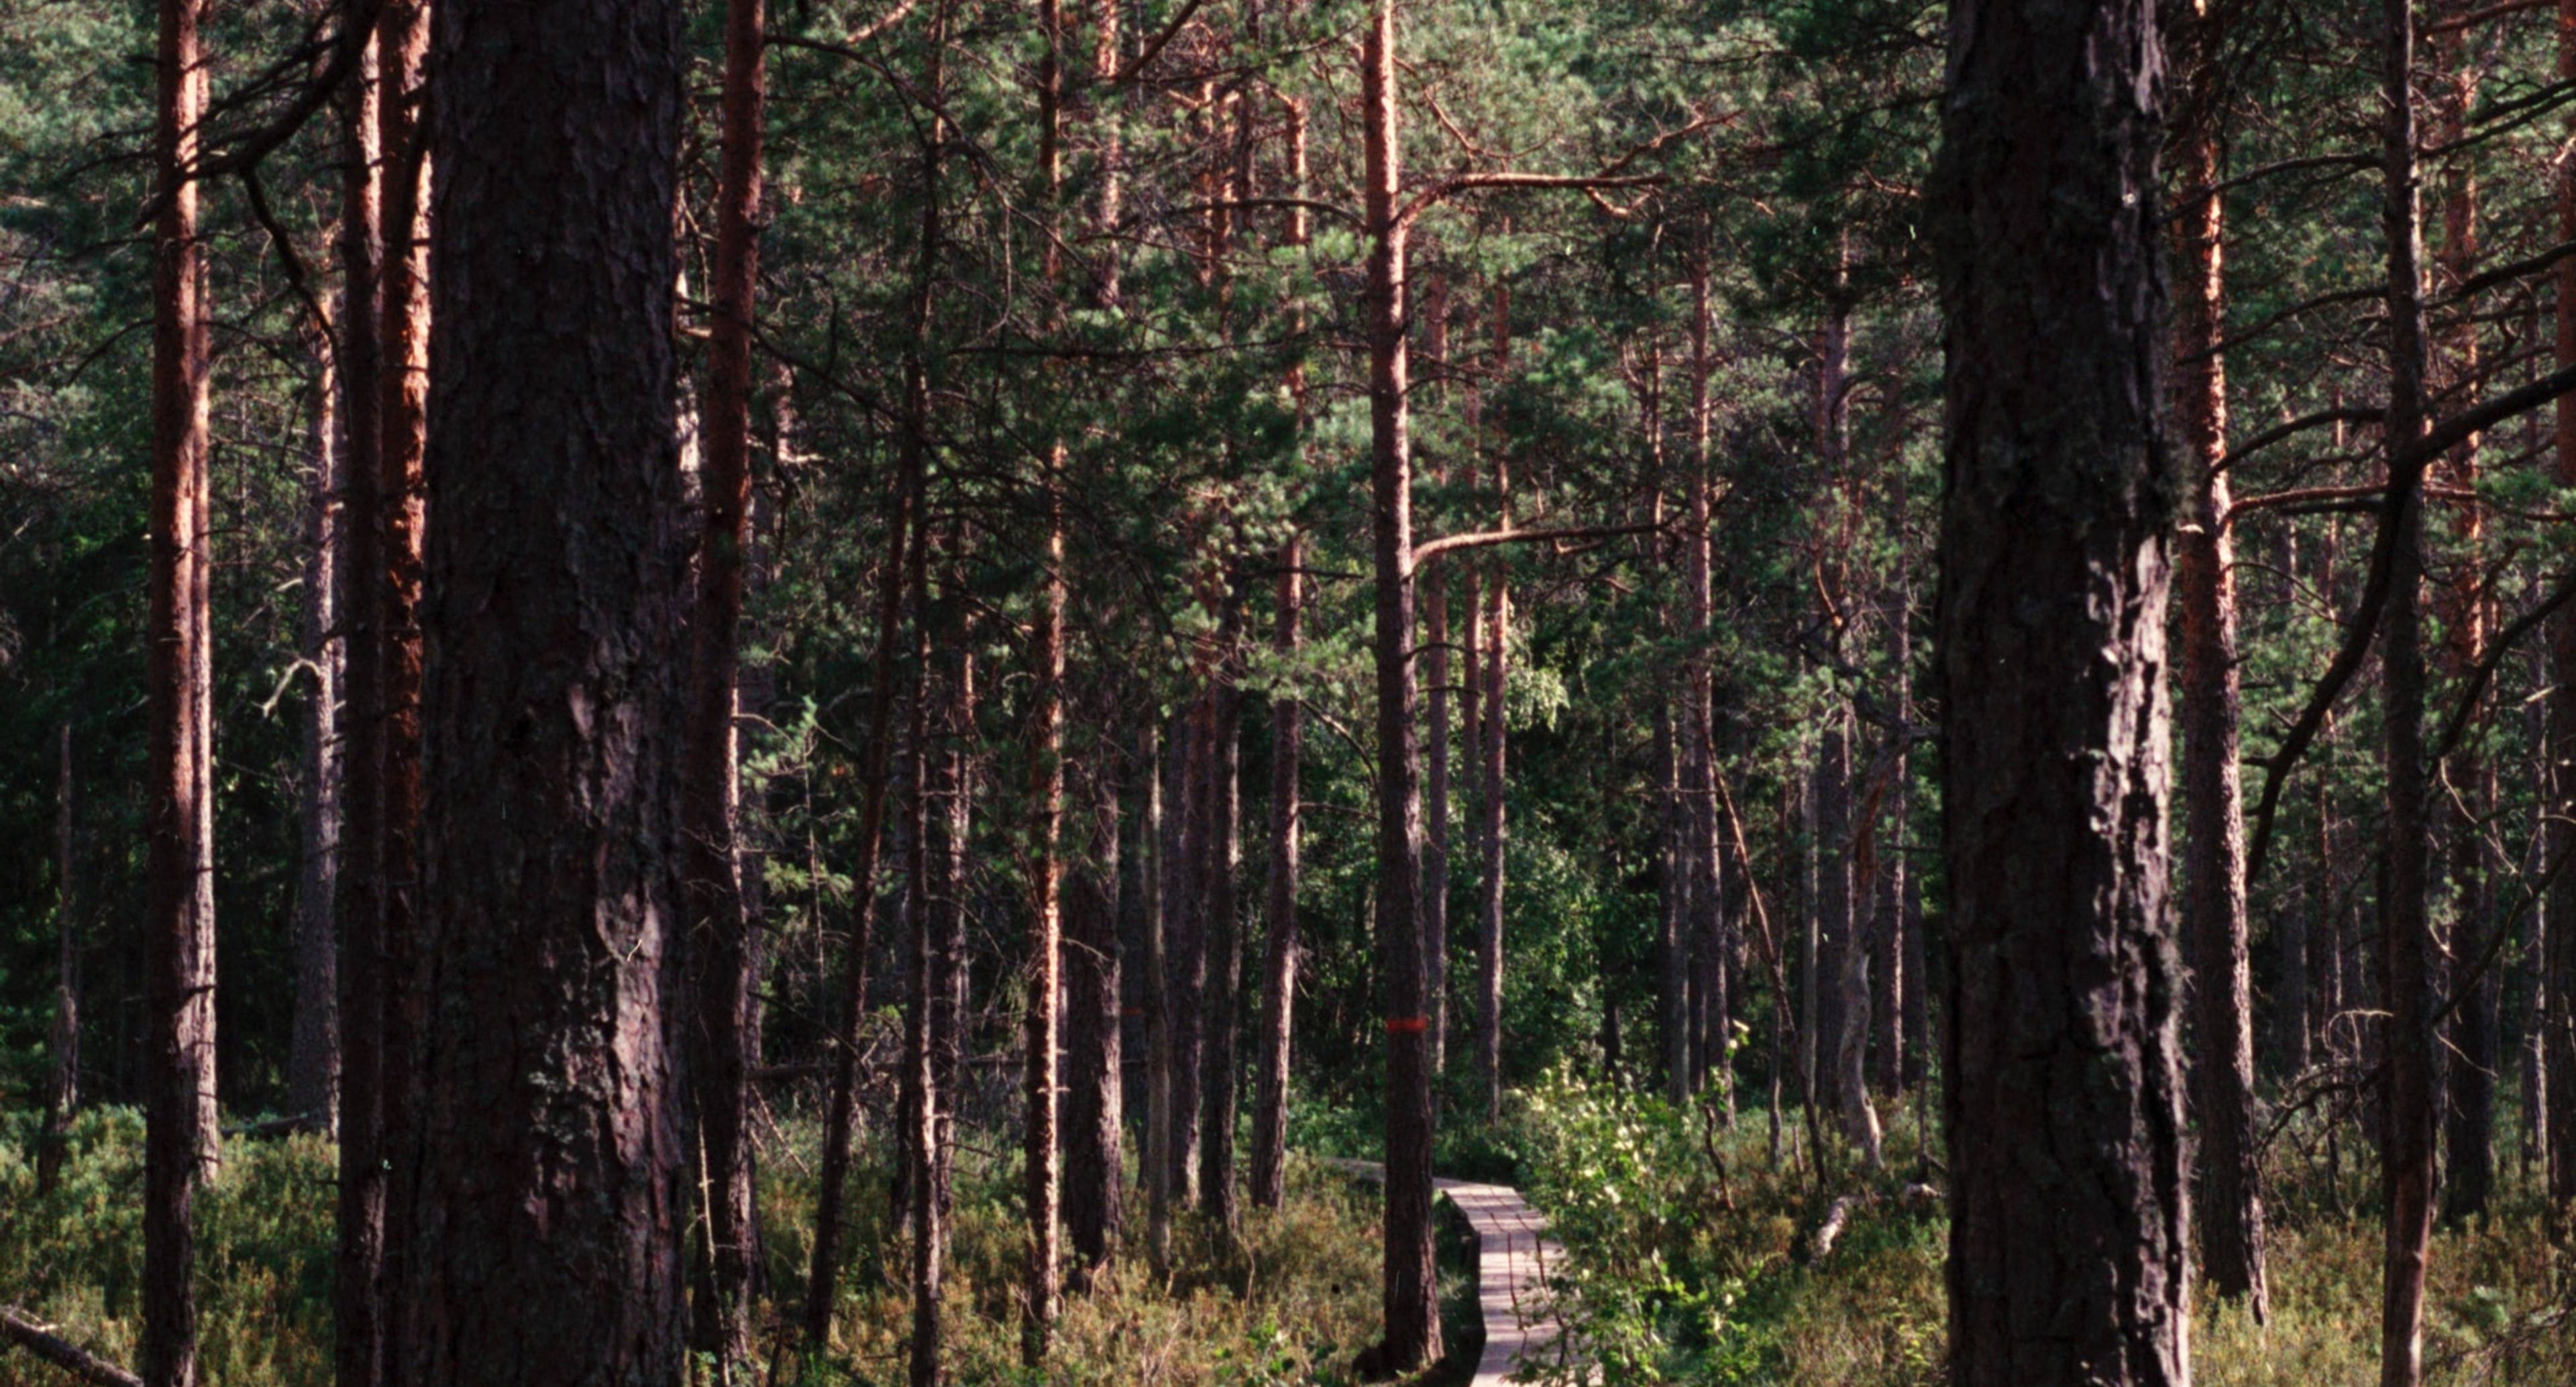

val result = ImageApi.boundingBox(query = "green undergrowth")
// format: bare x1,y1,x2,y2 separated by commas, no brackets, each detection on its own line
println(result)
0,1105,1468,1386
1489,1066,2576,1386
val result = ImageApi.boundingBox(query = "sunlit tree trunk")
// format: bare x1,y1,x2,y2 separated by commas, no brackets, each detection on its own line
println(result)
144,0,215,1374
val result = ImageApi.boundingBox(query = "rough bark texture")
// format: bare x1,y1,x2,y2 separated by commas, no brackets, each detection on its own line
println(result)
686,0,769,1365
1140,720,1174,1272
1251,537,1304,1210
2170,35,2268,1317
1024,489,1066,1363
145,0,215,1376
399,0,692,1379
1363,0,1439,1365
1931,0,2191,1382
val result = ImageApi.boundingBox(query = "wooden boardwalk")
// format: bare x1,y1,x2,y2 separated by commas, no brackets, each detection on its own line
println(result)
1318,1158,1579,1385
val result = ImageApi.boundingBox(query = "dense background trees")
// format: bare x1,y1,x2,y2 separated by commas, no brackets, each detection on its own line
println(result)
12,0,2576,1381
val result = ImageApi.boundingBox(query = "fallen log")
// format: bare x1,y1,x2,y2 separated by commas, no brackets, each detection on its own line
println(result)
1,1305,143,1387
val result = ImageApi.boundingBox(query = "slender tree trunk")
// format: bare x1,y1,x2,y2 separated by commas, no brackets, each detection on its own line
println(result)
42,723,81,1195
1165,698,1207,1207
1022,1,1068,1354
399,0,692,1375
145,0,215,1372
1140,719,1173,1272
2433,3,2496,1225
1829,714,1879,1166
1362,0,1439,1364
2171,30,2269,1314
1063,755,1122,1279
2375,0,2439,1376
1871,589,1909,1096
372,0,429,1372
287,356,340,1127
1933,0,2190,1379
1477,283,1512,1123
1251,537,1305,1210
1424,299,1453,1091
330,19,387,1386
2551,0,2576,1220
901,411,945,1386
1684,251,1729,1109
1657,695,1690,1105
685,0,767,1364
802,473,914,1345
1199,592,1244,1227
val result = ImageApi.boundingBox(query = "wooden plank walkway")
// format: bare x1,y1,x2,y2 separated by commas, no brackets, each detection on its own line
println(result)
1316,1158,1579,1385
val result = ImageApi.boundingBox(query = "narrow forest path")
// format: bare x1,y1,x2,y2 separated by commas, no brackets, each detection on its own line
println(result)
1316,1158,1581,1385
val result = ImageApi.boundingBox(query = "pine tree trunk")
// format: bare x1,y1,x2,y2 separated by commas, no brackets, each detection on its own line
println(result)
1362,0,1439,1364
2375,1,2439,1376
902,463,945,1387
2171,32,2269,1315
1165,698,1207,1207
1933,0,2190,1378
1139,720,1174,1272
1477,283,1511,1123
371,0,429,1372
145,0,215,1372
1684,250,1728,1107
329,20,387,1386
802,472,913,1345
1199,594,1244,1228
286,356,340,1131
2551,0,2576,1217
400,0,692,1375
1063,757,1123,1278
686,0,768,1364
2431,0,2494,1228
42,722,81,1195
1250,537,1304,1210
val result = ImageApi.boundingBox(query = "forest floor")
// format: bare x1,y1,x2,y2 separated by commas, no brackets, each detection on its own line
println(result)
9,1089,2576,1385
0,1105,1479,1387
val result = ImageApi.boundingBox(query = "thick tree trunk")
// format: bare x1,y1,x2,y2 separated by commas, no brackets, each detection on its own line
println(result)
1251,537,1304,1210
1932,0,2190,1380
1362,0,1439,1366
145,0,215,1374
685,0,768,1364
2375,0,2438,1378
398,0,692,1378
2171,40,2269,1315
1063,757,1122,1278
286,357,340,1129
